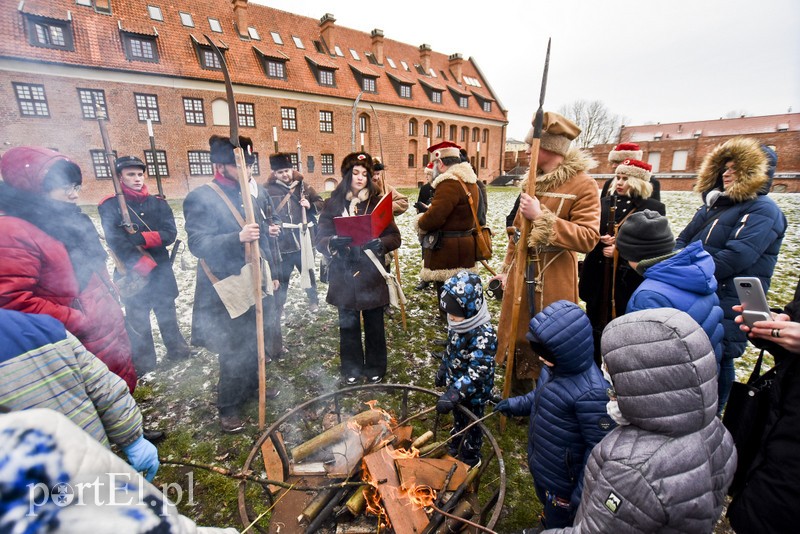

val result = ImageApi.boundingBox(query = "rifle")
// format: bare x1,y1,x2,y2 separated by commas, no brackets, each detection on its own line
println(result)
600,202,617,326
205,34,269,430
499,39,551,431
96,105,134,235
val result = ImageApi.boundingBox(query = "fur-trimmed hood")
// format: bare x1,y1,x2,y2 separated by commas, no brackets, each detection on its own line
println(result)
519,147,597,194
694,137,769,203
431,162,477,189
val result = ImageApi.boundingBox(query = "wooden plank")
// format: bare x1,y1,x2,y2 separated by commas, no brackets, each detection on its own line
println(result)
392,425,414,448
362,447,429,534
260,431,287,493
267,475,327,534
396,458,469,492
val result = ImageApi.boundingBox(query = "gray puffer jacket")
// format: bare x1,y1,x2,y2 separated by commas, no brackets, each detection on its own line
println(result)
545,308,736,533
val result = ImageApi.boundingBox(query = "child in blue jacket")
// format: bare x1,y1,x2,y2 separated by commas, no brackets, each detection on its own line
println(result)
495,300,614,530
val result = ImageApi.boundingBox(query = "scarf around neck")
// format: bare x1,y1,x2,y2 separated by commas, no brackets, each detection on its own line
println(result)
448,298,491,334
121,182,150,203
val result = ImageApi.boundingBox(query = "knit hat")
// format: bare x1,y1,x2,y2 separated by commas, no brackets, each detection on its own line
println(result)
615,158,653,198
439,270,485,319
615,209,675,262
209,135,256,166
269,153,293,171
0,146,78,194
115,155,146,174
524,112,581,157
428,141,461,160
439,292,465,317
341,152,373,178
608,143,643,163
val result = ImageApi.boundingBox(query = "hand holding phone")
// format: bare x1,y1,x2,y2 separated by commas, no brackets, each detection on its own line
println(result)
734,277,772,328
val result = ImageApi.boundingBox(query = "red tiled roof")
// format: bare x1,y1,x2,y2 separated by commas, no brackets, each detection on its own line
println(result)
252,45,289,61
349,62,379,78
19,0,70,21
624,114,799,141
189,34,228,50
470,89,494,102
119,19,159,37
447,84,470,97
386,71,416,85
418,77,445,91
305,53,339,70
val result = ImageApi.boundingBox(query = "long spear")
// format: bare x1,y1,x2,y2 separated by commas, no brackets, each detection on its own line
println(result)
205,34,269,429
370,104,407,330
146,119,165,198
499,39,551,431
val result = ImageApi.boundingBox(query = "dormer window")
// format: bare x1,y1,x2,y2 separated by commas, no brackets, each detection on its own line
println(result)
24,14,74,51
122,33,158,62
190,36,227,70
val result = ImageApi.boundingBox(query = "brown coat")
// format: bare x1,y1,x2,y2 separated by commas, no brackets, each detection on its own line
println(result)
416,162,480,282
496,148,601,379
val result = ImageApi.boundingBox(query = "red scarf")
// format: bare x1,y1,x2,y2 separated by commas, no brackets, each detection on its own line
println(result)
121,182,150,203
213,170,239,189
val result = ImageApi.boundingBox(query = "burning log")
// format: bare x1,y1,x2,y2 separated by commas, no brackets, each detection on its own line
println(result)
291,409,386,462
392,425,414,448
396,458,468,491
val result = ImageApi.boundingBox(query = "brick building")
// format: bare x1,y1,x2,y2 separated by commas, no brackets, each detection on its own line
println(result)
0,0,508,202
591,114,800,193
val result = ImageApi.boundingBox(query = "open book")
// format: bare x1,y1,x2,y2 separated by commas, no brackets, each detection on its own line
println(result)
333,193,393,246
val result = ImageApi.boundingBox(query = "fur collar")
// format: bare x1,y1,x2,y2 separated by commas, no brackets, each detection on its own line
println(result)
694,137,768,203
431,162,477,189
344,187,371,215
519,147,597,194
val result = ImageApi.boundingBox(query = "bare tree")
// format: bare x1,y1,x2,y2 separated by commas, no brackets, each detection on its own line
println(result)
557,100,623,149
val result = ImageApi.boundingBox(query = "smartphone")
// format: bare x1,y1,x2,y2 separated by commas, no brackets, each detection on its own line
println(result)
734,277,772,328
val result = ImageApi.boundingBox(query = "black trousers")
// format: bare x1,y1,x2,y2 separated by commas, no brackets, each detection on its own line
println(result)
275,250,319,309
450,403,484,465
338,307,386,379
125,291,189,375
217,310,261,414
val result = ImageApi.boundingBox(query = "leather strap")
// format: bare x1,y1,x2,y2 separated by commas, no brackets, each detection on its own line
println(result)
207,182,246,228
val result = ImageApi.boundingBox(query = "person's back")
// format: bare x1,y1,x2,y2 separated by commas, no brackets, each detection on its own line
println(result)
496,300,612,529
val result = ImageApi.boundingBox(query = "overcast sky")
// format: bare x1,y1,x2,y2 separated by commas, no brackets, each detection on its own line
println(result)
256,0,799,139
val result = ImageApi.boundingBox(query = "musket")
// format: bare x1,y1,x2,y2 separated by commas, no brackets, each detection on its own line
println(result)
146,119,165,198
370,104,407,331
204,34,269,429
499,39,551,431
96,104,134,235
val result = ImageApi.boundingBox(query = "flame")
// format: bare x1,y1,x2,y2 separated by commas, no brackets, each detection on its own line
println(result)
401,483,437,510
388,446,420,460
347,419,363,432
364,400,397,426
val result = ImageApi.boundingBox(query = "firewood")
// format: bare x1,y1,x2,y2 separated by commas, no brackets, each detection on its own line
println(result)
395,458,468,491
392,425,414,448
411,430,434,449
341,484,367,517
418,441,448,458
291,410,385,463
434,500,474,534
298,486,341,525
260,431,287,493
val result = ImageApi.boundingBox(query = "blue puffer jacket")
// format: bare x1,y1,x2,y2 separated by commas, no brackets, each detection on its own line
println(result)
675,139,786,353
627,240,724,363
504,301,614,508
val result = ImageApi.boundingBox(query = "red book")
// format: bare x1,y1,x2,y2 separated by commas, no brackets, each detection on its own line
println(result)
333,193,393,246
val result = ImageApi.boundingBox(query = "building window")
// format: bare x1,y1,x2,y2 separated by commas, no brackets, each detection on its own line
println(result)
77,88,106,119
408,119,418,136
179,12,194,27
482,101,492,112
472,128,479,142
458,96,469,108
237,102,255,128
436,122,444,138
27,18,72,50
422,154,430,166
265,59,286,79
399,84,411,99
431,90,442,104
449,125,457,141
270,31,283,44
386,57,396,68
76,0,92,6
480,156,486,169
460,126,468,142
13,83,49,117
147,6,163,21
318,69,335,86
334,45,344,56
400,60,409,71
321,154,334,175
144,149,169,177
671,150,688,171
90,149,113,179
362,77,376,93
134,93,159,122
319,111,333,133
248,27,260,40
188,151,213,175
123,35,158,62
349,49,360,60
423,121,431,138
647,152,661,173
281,107,297,130
359,115,367,133
408,153,415,168
292,36,304,49
182,97,205,125
208,18,222,33
482,129,489,143
200,48,221,70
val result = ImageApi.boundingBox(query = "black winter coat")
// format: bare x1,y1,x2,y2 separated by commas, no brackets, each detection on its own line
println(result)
265,179,320,254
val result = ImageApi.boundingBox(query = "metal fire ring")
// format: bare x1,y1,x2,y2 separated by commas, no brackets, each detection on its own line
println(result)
238,383,506,532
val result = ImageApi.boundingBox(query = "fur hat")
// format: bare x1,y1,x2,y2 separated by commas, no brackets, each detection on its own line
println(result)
269,153,293,171
209,135,256,166
428,141,461,160
424,161,434,175
608,142,643,163
372,157,385,172
615,158,653,198
615,209,675,262
341,152,373,177
115,155,146,174
0,146,79,194
524,112,581,157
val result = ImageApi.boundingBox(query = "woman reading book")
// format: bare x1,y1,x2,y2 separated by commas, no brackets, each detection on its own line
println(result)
315,152,401,385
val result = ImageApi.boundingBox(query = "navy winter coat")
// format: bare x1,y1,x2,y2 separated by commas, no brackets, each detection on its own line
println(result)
627,240,724,362
503,301,613,508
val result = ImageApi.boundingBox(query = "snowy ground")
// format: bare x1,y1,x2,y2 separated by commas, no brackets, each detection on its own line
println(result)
83,188,799,531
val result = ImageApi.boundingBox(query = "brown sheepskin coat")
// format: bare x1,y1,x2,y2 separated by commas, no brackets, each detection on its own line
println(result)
416,162,480,282
496,148,601,380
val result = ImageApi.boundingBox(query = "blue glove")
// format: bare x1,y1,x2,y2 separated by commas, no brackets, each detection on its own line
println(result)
123,435,159,482
436,387,461,414
494,399,512,416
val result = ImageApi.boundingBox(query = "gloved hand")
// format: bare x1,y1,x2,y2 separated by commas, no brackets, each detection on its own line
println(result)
494,399,512,416
122,435,160,482
436,387,461,414
435,363,448,388
362,238,385,256
126,231,146,247
414,201,428,213
328,235,352,255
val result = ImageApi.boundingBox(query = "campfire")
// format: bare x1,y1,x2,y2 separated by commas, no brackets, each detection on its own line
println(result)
238,384,505,533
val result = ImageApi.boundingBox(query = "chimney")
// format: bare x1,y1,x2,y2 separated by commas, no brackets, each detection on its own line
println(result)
371,29,384,65
448,53,463,84
320,13,336,54
419,44,432,74
232,0,249,38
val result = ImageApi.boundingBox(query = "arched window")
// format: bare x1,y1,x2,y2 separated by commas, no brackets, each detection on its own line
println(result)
211,98,229,126
436,122,445,138
423,120,432,138
408,139,418,168
324,178,337,191
460,126,468,143
359,113,369,133
482,128,489,143
472,127,479,142
408,118,418,136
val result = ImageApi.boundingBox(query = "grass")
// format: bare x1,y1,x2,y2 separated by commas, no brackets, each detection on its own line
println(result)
114,187,799,532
